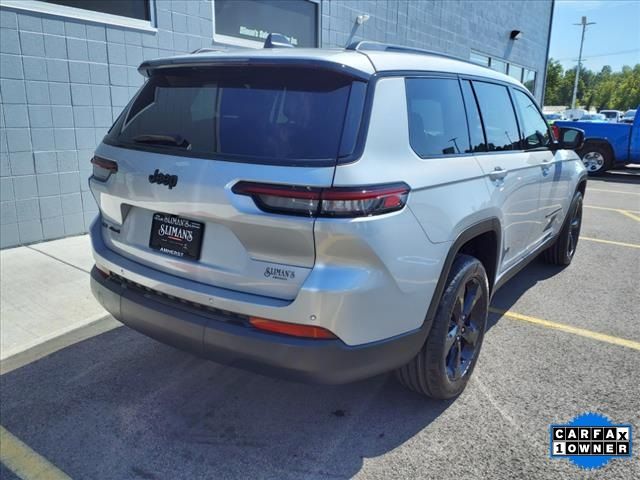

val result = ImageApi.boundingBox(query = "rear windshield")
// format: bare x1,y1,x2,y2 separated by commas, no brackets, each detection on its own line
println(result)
106,67,365,165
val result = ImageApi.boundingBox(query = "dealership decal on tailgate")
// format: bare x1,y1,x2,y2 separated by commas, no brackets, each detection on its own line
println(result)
149,213,204,260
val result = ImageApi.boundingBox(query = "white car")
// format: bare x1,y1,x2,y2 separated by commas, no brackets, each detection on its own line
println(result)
89,40,588,398
599,110,623,123
579,113,607,122
563,108,588,120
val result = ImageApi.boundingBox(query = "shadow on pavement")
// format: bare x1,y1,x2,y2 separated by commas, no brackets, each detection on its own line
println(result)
488,257,564,330
0,326,453,479
590,167,640,185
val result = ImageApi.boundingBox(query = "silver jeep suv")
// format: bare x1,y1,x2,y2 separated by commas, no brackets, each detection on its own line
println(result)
89,42,587,398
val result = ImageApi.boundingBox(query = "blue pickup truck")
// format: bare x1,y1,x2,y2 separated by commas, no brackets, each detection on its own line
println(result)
555,106,639,175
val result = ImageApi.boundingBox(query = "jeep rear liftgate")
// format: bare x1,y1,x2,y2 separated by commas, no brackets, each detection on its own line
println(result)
90,66,367,301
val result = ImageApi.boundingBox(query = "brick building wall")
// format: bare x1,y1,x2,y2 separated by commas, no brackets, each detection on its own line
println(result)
319,0,552,97
0,0,552,248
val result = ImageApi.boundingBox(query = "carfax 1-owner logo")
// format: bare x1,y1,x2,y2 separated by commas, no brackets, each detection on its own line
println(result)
550,412,633,469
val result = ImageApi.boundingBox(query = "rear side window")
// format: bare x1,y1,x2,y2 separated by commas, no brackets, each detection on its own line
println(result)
472,82,520,151
406,78,470,157
511,89,550,149
109,67,362,164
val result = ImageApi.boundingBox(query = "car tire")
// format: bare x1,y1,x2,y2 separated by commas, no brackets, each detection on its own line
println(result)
580,144,611,176
542,190,583,266
395,254,489,399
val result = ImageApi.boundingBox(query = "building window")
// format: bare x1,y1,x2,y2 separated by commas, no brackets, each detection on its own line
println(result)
470,51,490,67
490,58,507,74
523,69,536,95
508,64,523,82
40,0,150,21
213,0,319,48
469,51,536,96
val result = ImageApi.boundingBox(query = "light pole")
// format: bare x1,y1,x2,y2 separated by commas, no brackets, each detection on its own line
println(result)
571,16,595,109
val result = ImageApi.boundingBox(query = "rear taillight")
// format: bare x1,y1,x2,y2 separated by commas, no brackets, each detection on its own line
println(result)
552,124,560,141
249,317,337,339
91,156,118,181
232,182,410,218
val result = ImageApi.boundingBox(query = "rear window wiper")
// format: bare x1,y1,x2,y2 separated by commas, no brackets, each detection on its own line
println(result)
133,134,191,149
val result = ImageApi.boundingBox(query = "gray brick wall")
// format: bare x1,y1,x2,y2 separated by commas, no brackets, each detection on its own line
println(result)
320,0,551,98
0,0,214,248
1,0,552,249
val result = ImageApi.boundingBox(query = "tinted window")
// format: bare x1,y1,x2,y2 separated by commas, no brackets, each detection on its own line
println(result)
406,78,470,157
112,68,357,163
42,0,150,20
512,90,550,149
473,82,520,151
461,81,486,152
215,0,318,47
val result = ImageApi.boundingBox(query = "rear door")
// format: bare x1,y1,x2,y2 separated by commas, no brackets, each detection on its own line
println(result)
510,88,569,246
90,66,366,300
467,80,542,273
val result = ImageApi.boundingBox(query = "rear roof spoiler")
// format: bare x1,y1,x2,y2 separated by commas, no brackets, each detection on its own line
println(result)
137,56,372,81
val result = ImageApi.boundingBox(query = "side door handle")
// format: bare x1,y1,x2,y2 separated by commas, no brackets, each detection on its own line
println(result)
489,167,508,181
541,158,552,176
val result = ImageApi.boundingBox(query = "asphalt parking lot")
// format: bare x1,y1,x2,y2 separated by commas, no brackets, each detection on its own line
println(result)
1,169,639,480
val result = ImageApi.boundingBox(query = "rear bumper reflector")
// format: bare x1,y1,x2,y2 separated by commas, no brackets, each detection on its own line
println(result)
249,317,337,339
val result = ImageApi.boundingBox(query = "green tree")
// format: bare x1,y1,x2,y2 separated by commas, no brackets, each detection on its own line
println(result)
544,59,564,105
544,58,640,110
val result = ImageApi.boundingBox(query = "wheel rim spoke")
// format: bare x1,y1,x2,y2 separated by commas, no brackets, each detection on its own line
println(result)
463,280,481,317
462,323,479,345
452,290,464,323
445,325,458,351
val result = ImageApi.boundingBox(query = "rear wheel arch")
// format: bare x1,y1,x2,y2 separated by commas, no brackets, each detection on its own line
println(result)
422,219,501,331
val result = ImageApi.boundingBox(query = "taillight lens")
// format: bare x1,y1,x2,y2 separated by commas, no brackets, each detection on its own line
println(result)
232,182,410,218
91,156,118,181
249,317,337,339
552,124,560,141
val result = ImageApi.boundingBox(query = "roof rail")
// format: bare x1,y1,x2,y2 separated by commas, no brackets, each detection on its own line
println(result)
346,40,473,65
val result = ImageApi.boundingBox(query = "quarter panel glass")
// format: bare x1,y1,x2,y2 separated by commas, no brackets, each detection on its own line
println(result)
405,78,470,157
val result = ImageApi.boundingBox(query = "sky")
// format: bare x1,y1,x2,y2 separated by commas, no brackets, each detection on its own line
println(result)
548,0,640,73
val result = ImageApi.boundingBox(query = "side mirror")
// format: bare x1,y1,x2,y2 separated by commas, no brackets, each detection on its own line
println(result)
556,127,584,151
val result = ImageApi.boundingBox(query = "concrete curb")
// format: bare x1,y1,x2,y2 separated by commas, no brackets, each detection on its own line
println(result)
0,314,121,376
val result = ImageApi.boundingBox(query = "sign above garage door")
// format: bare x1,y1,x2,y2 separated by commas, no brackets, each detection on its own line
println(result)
213,0,319,48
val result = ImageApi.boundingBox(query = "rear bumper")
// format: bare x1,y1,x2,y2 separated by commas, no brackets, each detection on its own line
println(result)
91,267,427,384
